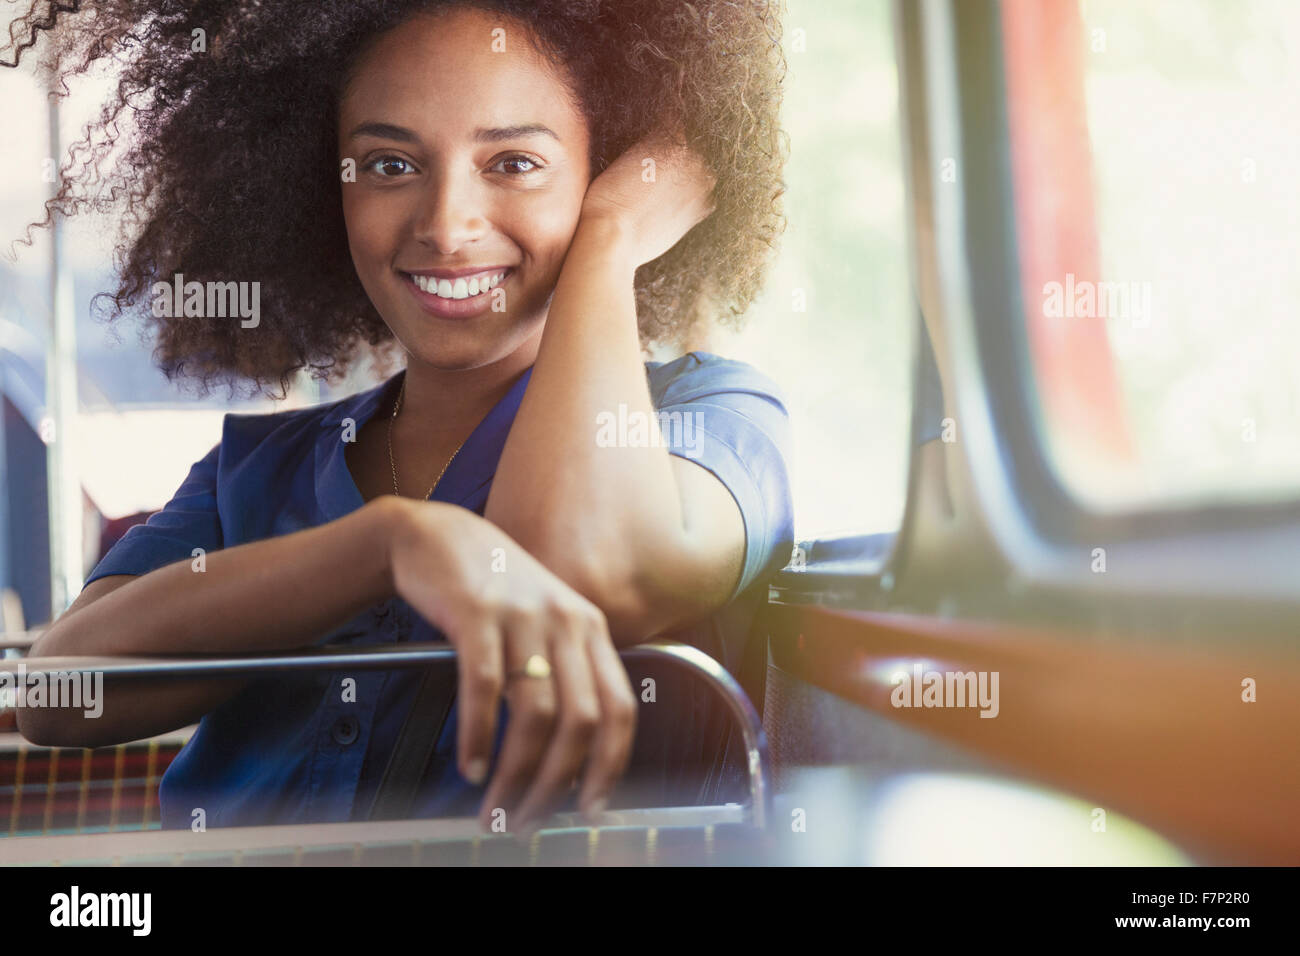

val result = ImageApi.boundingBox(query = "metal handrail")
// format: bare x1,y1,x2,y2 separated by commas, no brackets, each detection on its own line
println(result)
1,639,771,829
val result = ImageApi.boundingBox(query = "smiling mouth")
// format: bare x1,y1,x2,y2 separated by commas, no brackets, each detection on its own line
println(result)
401,269,511,300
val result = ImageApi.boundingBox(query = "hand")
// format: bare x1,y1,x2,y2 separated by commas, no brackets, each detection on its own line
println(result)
579,124,717,269
384,498,637,834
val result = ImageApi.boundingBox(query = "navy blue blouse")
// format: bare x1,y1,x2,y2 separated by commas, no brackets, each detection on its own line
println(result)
85,353,796,828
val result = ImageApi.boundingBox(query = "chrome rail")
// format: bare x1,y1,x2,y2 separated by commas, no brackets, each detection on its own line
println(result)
0,638,771,829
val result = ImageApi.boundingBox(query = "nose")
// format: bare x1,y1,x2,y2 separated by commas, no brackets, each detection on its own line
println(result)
412,165,488,254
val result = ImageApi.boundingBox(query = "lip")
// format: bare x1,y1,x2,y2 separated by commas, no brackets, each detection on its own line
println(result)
398,267,512,319
402,265,512,280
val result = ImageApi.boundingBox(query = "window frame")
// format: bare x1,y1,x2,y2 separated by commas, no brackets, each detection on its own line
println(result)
772,0,1300,627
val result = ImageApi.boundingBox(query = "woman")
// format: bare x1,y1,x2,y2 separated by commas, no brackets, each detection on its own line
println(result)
9,0,793,834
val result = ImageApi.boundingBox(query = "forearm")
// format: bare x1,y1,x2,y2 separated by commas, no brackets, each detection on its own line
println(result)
36,498,397,658
19,497,401,747
485,217,689,639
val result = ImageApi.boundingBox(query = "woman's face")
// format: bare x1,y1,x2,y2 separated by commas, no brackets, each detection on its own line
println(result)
338,6,592,371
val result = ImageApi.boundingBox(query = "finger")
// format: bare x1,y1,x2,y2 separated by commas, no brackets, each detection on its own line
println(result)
478,617,556,832
576,627,637,818
453,619,504,787
513,623,602,831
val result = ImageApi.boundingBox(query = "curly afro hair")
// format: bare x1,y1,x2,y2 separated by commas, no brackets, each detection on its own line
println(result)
3,0,788,398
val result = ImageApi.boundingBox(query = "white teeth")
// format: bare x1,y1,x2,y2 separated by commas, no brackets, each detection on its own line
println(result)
409,270,508,299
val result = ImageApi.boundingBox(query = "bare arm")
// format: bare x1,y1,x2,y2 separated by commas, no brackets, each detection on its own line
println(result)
18,495,638,832
486,137,745,645
18,497,400,749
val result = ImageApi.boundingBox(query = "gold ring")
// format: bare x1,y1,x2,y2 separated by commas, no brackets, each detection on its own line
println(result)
508,654,552,680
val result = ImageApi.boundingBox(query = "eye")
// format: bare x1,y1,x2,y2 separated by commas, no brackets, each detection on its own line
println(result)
490,153,544,176
363,155,417,178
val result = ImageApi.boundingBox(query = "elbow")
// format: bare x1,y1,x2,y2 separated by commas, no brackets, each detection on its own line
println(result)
487,505,713,644
526,534,710,646
583,573,662,647
14,634,105,750
15,700,121,750
545,544,661,645
14,707,88,750
14,708,49,746
502,522,658,643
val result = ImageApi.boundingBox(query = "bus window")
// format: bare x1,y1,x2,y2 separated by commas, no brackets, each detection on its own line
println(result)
707,0,916,538
1004,0,1300,511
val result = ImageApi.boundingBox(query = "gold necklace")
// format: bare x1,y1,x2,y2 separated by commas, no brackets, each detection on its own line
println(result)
387,377,465,500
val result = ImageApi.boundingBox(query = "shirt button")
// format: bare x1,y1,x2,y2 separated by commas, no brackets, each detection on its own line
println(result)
331,715,359,746
374,601,391,621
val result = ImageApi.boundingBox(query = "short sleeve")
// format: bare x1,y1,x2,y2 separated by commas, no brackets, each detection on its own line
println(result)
83,440,224,588
647,353,795,604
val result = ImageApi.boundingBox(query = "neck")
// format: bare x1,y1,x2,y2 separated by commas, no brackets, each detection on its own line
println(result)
395,331,541,433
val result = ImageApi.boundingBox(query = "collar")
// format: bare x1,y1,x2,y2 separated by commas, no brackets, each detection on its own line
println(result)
314,365,535,521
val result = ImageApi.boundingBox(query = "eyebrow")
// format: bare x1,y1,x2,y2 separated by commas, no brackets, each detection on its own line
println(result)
474,123,559,143
346,121,560,143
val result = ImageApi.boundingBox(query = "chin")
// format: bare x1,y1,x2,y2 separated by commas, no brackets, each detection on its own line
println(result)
402,339,499,371
403,323,542,373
